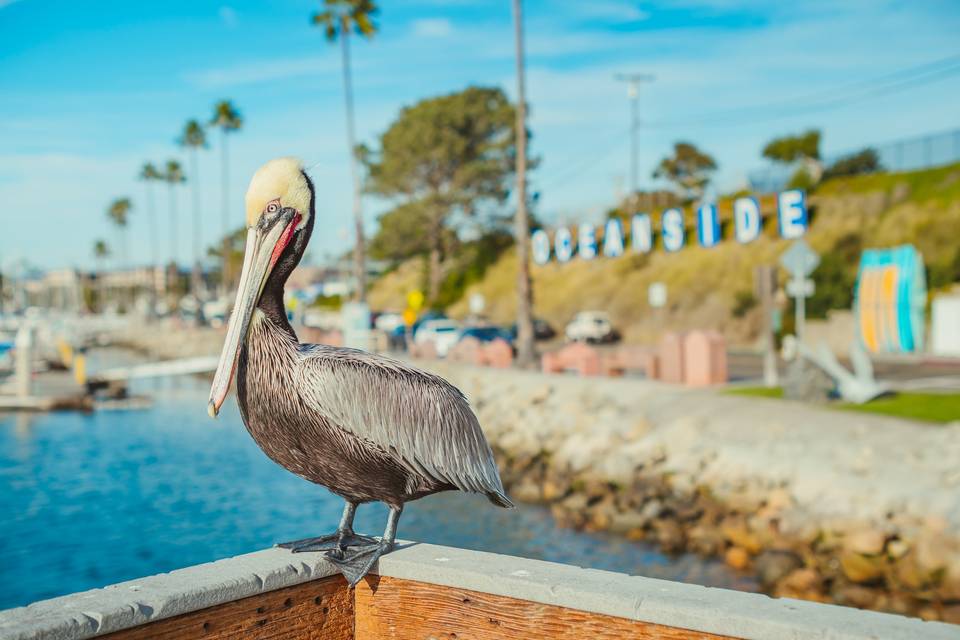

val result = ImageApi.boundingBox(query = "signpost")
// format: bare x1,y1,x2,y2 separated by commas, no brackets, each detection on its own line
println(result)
754,266,779,388
403,290,425,351
469,293,486,315
407,290,424,313
647,282,667,308
779,239,820,343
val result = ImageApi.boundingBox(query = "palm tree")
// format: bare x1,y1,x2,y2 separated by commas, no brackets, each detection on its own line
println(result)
93,239,110,268
92,239,110,312
312,0,378,303
139,162,162,314
209,100,242,292
106,197,132,269
164,160,186,292
106,197,132,311
512,0,535,367
179,120,208,297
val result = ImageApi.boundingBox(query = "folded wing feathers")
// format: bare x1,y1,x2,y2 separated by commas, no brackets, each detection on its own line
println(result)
295,345,506,498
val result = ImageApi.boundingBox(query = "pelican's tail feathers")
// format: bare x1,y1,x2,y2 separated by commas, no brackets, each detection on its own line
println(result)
487,489,515,509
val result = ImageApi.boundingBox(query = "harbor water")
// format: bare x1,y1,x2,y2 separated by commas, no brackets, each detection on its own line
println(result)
0,350,755,610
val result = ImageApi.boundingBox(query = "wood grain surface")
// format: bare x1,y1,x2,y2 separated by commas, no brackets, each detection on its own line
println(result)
101,575,353,640
354,575,736,640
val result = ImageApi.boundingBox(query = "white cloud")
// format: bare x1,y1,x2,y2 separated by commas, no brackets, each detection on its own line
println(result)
0,0,23,8
411,18,454,38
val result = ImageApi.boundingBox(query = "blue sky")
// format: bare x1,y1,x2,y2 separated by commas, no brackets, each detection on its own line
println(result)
1,0,959,270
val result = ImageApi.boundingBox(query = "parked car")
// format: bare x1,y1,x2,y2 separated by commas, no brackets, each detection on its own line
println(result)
564,311,619,344
411,311,448,338
414,318,461,357
510,318,556,341
458,326,513,345
373,312,404,333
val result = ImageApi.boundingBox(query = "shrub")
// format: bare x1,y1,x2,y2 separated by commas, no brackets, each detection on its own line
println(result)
823,148,882,181
787,166,816,191
807,232,863,318
732,290,757,318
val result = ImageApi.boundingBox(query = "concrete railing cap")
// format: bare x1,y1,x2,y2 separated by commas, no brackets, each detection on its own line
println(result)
1,542,956,640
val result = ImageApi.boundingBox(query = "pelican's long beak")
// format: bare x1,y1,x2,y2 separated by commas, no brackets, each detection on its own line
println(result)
208,210,301,417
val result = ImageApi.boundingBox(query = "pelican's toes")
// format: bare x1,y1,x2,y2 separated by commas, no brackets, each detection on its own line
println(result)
278,532,379,553
324,541,393,587
277,533,340,552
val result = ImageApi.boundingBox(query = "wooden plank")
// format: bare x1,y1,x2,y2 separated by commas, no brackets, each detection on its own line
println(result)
355,575,737,640
101,575,352,640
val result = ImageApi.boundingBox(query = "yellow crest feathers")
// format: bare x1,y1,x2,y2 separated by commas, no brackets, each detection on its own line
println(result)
244,157,311,228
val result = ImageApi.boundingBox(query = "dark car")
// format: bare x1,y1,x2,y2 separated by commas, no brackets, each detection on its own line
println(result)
510,318,557,341
458,326,513,344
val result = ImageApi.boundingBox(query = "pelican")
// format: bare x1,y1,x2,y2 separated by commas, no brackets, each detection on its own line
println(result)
207,158,512,586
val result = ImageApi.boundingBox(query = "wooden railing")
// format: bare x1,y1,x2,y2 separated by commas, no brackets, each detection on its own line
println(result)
1,543,955,640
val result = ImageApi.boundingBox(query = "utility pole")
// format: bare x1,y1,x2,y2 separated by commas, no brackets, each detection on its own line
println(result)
614,73,654,209
512,0,535,368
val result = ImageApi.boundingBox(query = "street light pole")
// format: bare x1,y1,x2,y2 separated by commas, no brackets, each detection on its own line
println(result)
614,73,654,208
512,0,535,368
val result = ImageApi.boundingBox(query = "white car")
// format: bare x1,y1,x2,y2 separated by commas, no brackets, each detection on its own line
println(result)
564,311,618,344
374,312,404,333
414,319,461,357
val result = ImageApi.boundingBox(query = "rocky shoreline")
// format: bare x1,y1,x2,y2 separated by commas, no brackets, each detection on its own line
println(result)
114,325,960,623
426,362,960,624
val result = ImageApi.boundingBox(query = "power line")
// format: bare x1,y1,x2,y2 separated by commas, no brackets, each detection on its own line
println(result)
532,52,960,187
534,127,632,190
649,53,960,129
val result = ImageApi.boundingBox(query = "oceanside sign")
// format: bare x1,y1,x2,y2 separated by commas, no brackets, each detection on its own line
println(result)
531,189,808,265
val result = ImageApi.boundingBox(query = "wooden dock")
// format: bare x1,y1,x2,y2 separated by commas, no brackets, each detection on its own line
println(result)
0,543,955,639
0,369,92,411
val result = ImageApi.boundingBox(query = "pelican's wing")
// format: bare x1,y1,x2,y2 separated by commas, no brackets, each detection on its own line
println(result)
295,344,512,506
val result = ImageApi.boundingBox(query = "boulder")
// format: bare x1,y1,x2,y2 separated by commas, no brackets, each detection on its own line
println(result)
653,519,685,553
721,518,762,555
559,492,588,514
586,502,616,532
510,479,541,503
840,551,885,584
887,539,910,560
755,550,803,588
779,567,821,593
725,546,750,570
553,433,612,473
782,358,833,403
938,551,960,600
608,511,652,535
540,478,567,502
843,528,887,556
914,531,950,577
687,524,725,556
638,499,663,522
598,453,639,486
529,383,553,404
894,553,931,591
833,584,880,609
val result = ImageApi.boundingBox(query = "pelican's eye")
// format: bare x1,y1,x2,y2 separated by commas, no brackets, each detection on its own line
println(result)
265,200,281,214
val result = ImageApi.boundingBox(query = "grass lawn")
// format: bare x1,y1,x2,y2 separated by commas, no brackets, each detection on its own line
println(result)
725,387,960,424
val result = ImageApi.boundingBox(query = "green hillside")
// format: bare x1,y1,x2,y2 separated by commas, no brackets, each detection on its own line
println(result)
371,163,960,344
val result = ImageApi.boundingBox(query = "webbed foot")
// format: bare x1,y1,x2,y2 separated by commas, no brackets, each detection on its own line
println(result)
324,539,394,587
277,531,377,553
